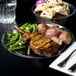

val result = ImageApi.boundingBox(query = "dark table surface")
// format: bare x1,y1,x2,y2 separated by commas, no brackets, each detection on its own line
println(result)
0,0,76,76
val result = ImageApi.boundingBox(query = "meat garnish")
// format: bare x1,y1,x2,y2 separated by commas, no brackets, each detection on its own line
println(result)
14,25,60,57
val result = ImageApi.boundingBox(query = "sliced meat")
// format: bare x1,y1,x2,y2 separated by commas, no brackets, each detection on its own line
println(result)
30,37,59,57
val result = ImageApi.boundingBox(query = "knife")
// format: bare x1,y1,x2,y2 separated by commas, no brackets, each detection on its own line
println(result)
57,49,76,67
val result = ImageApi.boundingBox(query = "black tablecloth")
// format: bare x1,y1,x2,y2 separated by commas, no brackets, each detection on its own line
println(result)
0,0,76,75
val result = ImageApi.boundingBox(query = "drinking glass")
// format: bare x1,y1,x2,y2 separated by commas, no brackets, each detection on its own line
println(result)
0,0,17,24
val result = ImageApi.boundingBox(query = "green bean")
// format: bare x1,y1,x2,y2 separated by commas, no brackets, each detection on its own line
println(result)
9,34,15,42
20,23,28,30
6,40,15,47
9,34,23,47
8,46,26,51
10,40,23,48
13,32,19,41
6,23,38,55
6,35,16,46
24,24,32,32
27,45,30,56
6,33,19,46
7,32,14,38
32,24,37,32
18,40,24,46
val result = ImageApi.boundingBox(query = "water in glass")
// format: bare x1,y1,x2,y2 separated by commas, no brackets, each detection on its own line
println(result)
0,0,17,24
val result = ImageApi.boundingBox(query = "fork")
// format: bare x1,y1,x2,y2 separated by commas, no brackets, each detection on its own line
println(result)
57,49,76,67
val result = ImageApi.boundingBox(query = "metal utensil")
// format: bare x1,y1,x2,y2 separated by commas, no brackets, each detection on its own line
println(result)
68,63,76,72
57,49,76,67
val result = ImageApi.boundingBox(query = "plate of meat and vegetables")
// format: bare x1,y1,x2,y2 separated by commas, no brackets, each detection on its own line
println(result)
1,23,74,59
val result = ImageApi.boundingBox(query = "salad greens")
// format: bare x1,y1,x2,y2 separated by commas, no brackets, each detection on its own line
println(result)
6,23,38,55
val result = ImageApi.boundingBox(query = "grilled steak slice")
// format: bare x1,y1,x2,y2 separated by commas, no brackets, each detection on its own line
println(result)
14,25,60,57
30,35,59,57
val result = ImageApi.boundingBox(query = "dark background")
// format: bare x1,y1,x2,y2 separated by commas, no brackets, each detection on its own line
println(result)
0,0,76,76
